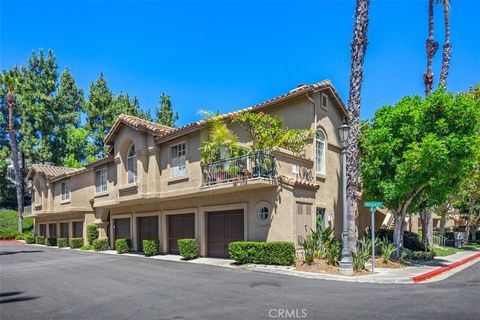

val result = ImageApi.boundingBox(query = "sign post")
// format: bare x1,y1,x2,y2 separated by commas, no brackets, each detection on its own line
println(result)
363,201,383,273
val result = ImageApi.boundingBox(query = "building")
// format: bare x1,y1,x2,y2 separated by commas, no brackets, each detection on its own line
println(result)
28,80,365,257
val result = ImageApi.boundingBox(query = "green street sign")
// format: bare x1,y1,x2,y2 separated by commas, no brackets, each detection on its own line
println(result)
364,201,383,208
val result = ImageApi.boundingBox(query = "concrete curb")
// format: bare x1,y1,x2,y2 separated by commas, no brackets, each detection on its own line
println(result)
412,252,480,283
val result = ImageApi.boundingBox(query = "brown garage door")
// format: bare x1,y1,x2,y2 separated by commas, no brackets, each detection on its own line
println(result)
114,218,131,243
39,224,47,237
168,214,195,254
137,216,159,252
72,221,83,238
208,210,244,258
60,223,69,238
48,224,57,238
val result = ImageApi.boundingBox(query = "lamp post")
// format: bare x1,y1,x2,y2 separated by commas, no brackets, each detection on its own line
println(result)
338,119,353,275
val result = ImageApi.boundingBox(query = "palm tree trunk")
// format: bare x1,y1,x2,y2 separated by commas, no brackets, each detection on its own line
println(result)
9,130,24,234
439,1,451,87
347,0,371,253
424,0,439,96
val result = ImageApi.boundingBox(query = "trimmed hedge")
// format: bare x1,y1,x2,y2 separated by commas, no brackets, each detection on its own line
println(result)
69,238,84,249
24,233,35,244
410,251,435,261
178,239,198,260
115,238,131,254
143,240,159,257
87,224,98,245
0,230,20,240
45,237,57,246
57,238,68,248
93,237,109,251
376,229,425,251
229,241,296,266
36,236,45,245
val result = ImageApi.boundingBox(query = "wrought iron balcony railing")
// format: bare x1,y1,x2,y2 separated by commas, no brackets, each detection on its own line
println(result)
201,151,276,186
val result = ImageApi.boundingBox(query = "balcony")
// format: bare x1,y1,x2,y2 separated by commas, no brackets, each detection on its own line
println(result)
201,151,276,187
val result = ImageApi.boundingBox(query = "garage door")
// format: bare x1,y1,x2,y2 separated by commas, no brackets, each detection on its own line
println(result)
207,210,244,258
48,224,57,238
60,223,69,238
114,218,131,243
168,214,195,254
39,224,47,237
137,216,159,252
72,221,83,238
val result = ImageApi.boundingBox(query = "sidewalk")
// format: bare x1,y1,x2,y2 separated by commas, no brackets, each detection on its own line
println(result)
245,250,480,284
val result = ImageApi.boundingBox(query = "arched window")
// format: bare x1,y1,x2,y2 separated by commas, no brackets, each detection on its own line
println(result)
127,144,137,184
316,130,326,174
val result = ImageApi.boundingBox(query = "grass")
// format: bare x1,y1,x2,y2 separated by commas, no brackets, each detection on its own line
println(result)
433,247,463,257
0,209,33,239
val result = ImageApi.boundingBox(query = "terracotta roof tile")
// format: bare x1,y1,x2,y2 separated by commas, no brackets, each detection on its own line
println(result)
27,164,82,181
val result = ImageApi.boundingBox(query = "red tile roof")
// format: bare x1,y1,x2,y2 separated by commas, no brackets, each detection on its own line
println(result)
27,164,82,181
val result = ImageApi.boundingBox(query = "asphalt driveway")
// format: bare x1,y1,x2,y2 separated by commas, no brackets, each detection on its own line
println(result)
1,242,479,320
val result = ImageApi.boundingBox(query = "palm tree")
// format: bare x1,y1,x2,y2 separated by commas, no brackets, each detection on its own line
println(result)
424,0,439,96
438,0,451,88
2,72,24,234
346,0,371,253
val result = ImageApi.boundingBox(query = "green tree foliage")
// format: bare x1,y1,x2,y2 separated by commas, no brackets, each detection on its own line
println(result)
199,111,239,164
360,89,480,255
155,93,178,127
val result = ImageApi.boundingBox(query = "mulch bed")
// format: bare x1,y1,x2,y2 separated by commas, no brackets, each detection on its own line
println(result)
368,257,406,269
295,259,372,276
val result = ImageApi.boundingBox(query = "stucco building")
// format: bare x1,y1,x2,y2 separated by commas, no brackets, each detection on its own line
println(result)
28,80,374,257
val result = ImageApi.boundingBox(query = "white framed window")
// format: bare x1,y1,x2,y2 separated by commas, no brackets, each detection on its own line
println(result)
170,142,186,177
95,168,108,193
316,130,326,174
127,144,137,184
61,180,70,201
321,93,328,110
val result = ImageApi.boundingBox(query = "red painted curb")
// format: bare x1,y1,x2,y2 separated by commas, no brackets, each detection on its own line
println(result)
0,240,25,244
412,252,480,283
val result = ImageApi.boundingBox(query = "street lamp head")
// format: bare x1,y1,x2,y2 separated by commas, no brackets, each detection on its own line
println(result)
338,119,350,148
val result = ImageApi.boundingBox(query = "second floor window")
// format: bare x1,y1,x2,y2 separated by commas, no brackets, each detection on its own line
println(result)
61,181,70,201
127,144,137,184
170,142,186,177
95,168,108,193
316,130,326,174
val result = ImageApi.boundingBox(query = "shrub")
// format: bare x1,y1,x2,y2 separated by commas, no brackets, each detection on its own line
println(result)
93,237,109,251
45,238,57,246
376,229,425,251
36,236,45,244
177,239,199,260
115,238,131,254
57,238,68,248
410,251,435,261
69,238,84,249
87,224,98,245
0,230,20,240
352,249,369,271
80,244,92,250
298,235,316,265
400,248,413,262
380,238,396,264
143,240,159,257
24,233,35,244
326,241,342,266
229,241,295,266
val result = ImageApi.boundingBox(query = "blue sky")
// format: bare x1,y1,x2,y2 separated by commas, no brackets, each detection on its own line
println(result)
1,0,479,126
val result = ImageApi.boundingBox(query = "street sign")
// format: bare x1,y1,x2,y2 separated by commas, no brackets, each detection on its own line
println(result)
364,201,383,208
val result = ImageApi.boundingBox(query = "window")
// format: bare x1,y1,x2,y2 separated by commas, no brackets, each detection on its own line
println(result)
255,201,273,225
95,168,108,193
316,208,326,231
321,93,328,109
170,142,186,177
127,144,137,184
316,130,326,174
61,181,70,201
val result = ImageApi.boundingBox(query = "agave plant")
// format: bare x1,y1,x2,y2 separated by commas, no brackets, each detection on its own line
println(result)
351,249,369,271
380,238,397,264
326,241,342,266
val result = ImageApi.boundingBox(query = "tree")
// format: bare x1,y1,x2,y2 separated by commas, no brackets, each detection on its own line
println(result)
438,0,452,88
424,0,439,96
155,93,178,127
360,89,480,256
346,0,371,253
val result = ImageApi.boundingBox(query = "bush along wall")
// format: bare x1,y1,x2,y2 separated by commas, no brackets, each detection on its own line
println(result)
376,229,425,251
115,239,131,254
93,238,109,251
177,239,199,260
69,238,84,249
45,238,57,246
87,224,99,245
36,236,45,245
229,241,296,266
57,238,69,248
143,240,159,257
24,234,35,244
